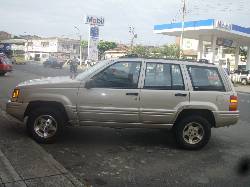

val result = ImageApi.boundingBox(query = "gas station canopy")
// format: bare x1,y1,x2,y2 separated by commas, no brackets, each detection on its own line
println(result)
154,19,250,70
154,19,250,45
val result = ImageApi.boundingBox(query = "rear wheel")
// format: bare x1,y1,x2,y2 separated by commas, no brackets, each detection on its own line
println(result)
27,107,64,143
174,115,211,150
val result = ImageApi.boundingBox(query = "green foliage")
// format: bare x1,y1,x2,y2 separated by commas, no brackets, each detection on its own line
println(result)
240,46,247,60
159,44,180,59
127,44,180,59
98,41,117,58
80,40,88,48
127,45,150,58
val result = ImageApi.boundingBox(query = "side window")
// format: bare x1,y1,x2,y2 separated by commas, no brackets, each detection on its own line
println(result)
144,62,184,90
172,64,184,90
92,61,141,88
187,65,225,91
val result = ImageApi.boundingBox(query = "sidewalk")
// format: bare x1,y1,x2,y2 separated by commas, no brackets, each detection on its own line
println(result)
234,84,250,94
0,110,84,187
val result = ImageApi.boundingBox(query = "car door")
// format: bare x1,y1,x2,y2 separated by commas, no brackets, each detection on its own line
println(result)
77,60,142,124
140,61,189,124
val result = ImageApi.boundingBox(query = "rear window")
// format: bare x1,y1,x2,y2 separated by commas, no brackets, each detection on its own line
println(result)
187,65,225,91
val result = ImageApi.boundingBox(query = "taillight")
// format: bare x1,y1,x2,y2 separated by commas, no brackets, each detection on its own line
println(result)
229,95,238,111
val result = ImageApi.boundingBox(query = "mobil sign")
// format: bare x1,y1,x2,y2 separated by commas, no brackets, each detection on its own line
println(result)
85,15,104,26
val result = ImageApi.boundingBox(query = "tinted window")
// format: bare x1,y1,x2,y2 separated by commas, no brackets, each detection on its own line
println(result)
172,64,184,89
92,61,141,88
144,62,184,90
187,66,225,91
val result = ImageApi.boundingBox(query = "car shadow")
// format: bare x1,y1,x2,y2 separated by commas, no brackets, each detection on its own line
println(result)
57,126,178,150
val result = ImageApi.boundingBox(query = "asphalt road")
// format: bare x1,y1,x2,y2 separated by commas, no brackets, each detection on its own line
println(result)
0,63,250,186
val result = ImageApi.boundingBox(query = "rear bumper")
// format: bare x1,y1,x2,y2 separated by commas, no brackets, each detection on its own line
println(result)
6,101,28,121
213,111,240,128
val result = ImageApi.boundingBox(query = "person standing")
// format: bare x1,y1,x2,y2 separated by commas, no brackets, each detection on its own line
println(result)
68,56,78,79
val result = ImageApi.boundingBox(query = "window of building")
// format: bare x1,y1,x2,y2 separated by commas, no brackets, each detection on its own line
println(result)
27,42,33,46
41,42,49,47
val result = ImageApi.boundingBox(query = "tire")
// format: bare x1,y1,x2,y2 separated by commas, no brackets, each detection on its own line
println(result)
174,115,211,150
0,72,6,76
27,107,64,143
241,79,247,85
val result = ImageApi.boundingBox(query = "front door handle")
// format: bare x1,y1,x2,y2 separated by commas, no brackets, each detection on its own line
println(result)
126,93,139,96
175,93,187,97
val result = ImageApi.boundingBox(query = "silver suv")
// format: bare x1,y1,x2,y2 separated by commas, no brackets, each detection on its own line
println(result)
6,58,239,150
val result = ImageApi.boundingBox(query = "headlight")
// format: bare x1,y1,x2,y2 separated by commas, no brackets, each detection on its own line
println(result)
11,88,20,102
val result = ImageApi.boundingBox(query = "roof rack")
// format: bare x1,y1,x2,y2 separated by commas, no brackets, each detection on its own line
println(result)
119,55,215,65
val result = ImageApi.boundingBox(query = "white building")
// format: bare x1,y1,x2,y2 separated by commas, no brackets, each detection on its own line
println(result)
25,37,85,61
103,45,129,59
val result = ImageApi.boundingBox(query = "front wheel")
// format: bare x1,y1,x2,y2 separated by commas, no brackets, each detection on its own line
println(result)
27,108,64,143
174,116,211,150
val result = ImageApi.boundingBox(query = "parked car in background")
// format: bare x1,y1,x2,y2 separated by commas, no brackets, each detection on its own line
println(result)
12,56,26,65
6,58,239,150
231,69,250,85
0,53,13,76
43,57,64,69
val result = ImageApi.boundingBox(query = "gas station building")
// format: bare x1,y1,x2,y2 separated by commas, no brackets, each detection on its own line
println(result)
154,19,250,70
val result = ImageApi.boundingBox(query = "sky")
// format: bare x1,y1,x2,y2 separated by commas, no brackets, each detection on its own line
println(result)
0,0,250,46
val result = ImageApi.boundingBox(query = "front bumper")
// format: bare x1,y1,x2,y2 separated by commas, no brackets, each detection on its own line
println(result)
6,101,28,121
213,111,240,128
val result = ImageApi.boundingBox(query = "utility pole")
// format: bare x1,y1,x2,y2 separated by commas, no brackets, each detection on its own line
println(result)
179,0,186,58
129,26,137,49
74,26,82,66
24,32,29,61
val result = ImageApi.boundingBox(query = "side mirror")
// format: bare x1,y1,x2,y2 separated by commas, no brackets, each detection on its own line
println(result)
85,79,95,89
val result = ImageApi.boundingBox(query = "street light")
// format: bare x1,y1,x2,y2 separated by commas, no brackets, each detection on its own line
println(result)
24,32,29,61
129,26,137,49
74,26,82,66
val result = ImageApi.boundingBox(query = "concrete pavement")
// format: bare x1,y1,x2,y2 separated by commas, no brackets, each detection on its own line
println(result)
0,109,84,187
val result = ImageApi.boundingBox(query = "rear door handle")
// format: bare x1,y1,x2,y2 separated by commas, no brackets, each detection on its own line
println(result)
175,93,187,97
126,93,139,96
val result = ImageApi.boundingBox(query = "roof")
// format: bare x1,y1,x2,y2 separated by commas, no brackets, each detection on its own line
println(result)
104,45,129,54
117,57,216,67
154,19,250,45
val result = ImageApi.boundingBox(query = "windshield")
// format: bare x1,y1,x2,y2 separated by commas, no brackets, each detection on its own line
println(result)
76,60,109,80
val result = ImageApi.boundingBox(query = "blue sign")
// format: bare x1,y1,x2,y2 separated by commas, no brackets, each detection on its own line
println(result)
90,26,99,38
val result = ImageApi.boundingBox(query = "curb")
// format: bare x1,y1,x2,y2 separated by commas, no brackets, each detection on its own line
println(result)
237,91,250,95
0,110,84,187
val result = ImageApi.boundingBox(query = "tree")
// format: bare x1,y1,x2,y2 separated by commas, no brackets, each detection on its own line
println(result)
98,41,117,59
240,46,247,61
126,44,180,59
160,44,180,59
80,40,88,48
127,45,150,58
